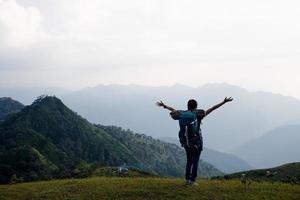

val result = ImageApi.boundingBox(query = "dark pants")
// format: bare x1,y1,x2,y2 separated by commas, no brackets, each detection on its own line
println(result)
184,147,202,181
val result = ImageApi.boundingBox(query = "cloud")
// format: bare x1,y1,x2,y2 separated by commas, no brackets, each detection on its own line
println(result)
1,0,300,98
4,0,300,64
0,0,43,48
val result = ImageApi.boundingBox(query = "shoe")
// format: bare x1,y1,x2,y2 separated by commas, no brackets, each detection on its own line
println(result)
185,180,191,185
190,181,199,186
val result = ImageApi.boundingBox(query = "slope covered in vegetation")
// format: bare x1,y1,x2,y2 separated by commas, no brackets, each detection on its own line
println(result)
215,162,300,184
99,125,222,178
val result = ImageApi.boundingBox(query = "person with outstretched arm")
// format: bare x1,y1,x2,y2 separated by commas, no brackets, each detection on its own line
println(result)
156,97,233,186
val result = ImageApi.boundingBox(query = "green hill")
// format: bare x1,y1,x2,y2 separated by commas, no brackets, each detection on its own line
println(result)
215,162,300,184
0,95,222,183
0,97,24,122
98,125,222,178
0,95,140,183
0,177,300,200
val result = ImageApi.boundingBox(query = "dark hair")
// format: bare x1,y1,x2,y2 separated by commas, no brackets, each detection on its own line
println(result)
187,99,197,110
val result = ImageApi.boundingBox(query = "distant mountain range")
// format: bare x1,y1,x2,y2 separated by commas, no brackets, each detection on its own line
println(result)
159,137,252,173
233,125,300,168
0,96,222,183
1,83,300,167
58,83,300,153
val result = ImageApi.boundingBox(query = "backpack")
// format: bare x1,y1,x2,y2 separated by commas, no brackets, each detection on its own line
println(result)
177,111,202,149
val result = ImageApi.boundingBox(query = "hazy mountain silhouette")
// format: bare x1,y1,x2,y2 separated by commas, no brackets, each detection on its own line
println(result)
59,83,300,152
233,125,300,168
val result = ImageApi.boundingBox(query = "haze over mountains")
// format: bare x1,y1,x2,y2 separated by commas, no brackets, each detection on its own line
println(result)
1,83,300,168
59,83,300,153
234,125,300,168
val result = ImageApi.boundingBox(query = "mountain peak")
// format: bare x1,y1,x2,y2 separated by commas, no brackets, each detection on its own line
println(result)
33,95,61,104
0,97,23,104
31,95,65,108
0,97,13,101
0,97,24,121
1,95,73,129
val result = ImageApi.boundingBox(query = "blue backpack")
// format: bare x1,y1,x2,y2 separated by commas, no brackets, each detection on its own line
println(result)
173,111,202,149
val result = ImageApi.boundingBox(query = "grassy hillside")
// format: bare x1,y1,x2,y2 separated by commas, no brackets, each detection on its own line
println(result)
216,162,300,184
0,177,299,200
91,167,157,178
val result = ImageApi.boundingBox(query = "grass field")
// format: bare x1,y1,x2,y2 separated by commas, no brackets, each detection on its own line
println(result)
0,177,300,200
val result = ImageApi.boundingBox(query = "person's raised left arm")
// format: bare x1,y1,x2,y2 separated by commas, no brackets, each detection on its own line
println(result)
205,97,233,116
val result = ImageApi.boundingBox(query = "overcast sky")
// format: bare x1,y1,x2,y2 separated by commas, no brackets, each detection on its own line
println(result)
1,0,300,98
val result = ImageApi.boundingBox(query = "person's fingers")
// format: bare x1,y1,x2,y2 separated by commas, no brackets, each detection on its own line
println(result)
224,97,233,101
156,100,165,107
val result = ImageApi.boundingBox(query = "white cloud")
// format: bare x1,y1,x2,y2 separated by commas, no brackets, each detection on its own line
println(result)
1,0,300,98
0,0,42,48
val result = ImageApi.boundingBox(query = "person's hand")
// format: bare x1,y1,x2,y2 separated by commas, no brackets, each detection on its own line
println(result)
156,100,165,107
223,97,233,103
